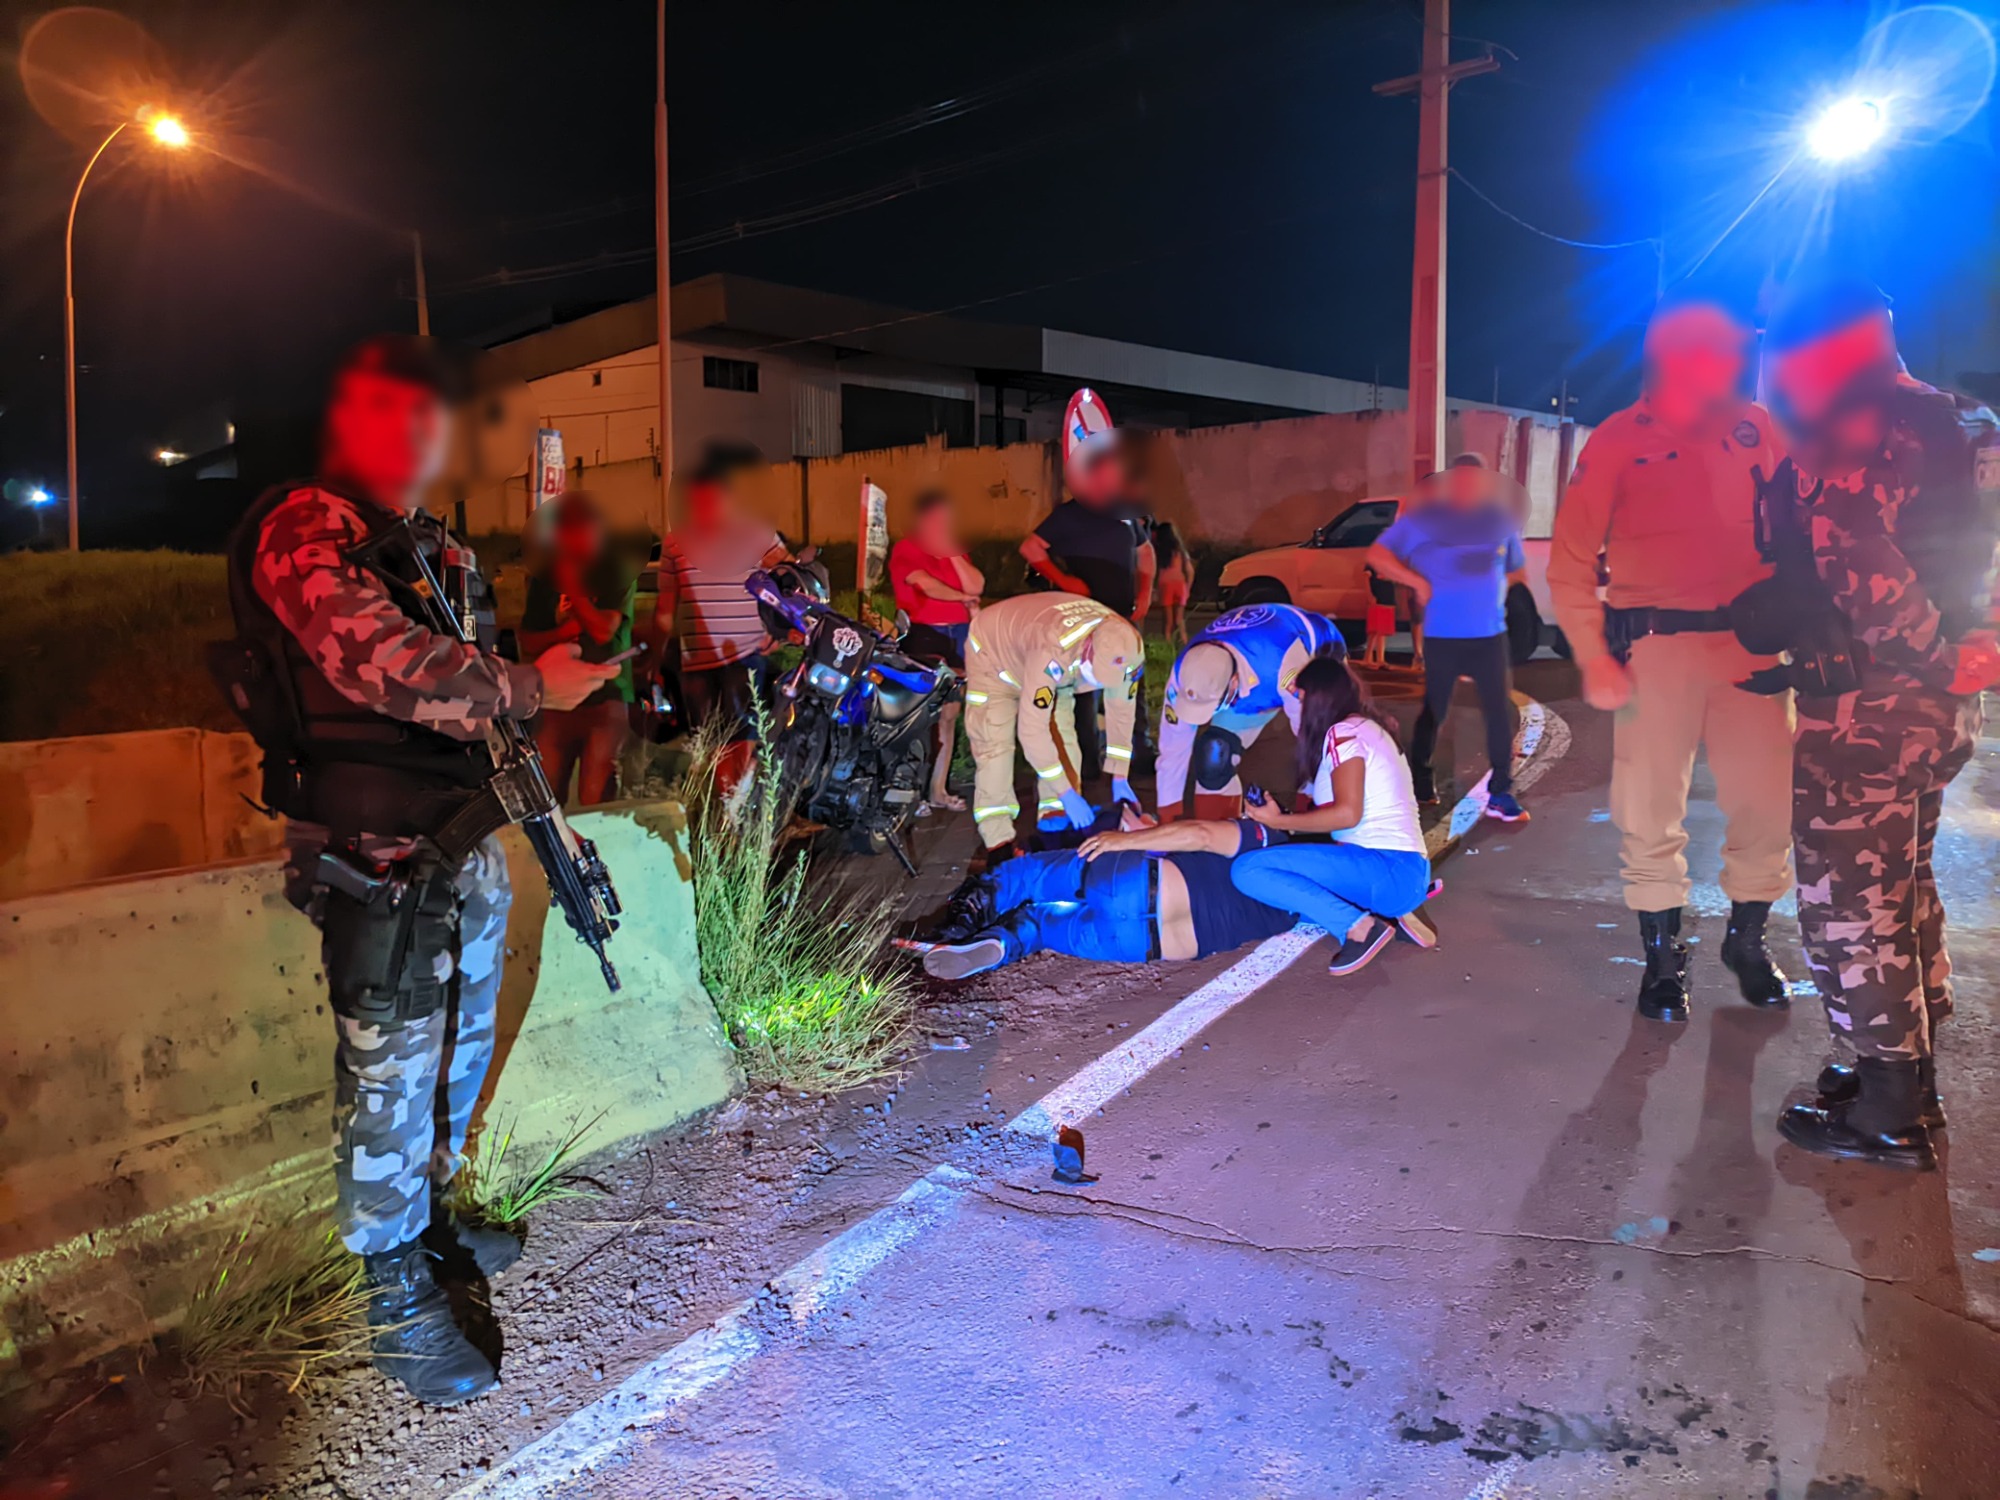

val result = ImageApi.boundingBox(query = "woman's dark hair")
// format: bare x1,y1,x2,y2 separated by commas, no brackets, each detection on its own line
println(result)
1293,652,1398,791
1151,519,1185,563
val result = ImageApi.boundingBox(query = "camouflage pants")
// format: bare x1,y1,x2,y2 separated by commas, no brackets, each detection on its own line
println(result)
1792,690,1977,1062
291,834,512,1255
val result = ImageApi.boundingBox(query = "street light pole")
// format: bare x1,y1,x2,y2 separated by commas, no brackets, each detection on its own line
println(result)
1375,0,1498,487
653,0,675,538
64,120,128,552
63,111,187,551
412,230,431,336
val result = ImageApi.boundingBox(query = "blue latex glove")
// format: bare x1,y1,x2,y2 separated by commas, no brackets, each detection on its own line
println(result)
1111,776,1138,807
1060,788,1096,829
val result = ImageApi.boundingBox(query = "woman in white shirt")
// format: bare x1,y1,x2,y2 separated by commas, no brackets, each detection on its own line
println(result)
1231,655,1434,974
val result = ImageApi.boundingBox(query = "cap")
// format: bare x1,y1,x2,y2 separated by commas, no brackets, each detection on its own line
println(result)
1767,277,1893,352
1644,299,1748,357
331,334,463,399
1170,641,1235,726
1061,388,1117,487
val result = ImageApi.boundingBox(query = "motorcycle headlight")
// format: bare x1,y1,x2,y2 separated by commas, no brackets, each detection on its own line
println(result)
806,662,852,697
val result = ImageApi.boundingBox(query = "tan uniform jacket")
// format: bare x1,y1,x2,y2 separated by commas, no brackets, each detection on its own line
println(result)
965,593,1140,780
1548,397,1783,665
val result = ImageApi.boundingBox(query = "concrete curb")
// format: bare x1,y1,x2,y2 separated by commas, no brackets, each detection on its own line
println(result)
1422,692,1571,865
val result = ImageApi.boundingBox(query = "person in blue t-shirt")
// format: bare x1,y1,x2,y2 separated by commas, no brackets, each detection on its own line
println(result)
1367,454,1531,821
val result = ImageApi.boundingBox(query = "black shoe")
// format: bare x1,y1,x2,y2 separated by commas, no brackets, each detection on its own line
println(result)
1329,917,1395,976
1816,1057,1947,1130
427,1198,523,1280
1779,1058,1937,1171
1390,878,1444,948
1636,908,1690,1023
935,875,1002,944
980,840,1018,869
1411,772,1440,808
1719,900,1788,1007
362,1242,498,1406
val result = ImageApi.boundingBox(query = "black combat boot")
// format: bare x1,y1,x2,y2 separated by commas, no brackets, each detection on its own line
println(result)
934,875,1003,944
1718,901,1788,1007
1815,1056,1947,1130
426,1192,523,1280
363,1241,498,1405
1636,909,1691,1023
1780,1057,1936,1171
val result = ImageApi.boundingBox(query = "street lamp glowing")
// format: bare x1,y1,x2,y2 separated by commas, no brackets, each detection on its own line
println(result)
146,113,190,149
1807,96,1887,162
26,487,53,508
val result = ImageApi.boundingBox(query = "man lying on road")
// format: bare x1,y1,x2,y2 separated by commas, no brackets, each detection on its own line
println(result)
914,805,1437,981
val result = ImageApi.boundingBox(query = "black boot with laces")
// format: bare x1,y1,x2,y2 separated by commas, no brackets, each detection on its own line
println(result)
1780,1057,1937,1172
1636,909,1691,1023
362,1241,497,1405
1719,900,1788,1006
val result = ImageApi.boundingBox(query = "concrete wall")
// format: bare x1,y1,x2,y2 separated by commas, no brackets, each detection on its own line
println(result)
0,799,737,1387
0,729,283,902
461,405,1590,551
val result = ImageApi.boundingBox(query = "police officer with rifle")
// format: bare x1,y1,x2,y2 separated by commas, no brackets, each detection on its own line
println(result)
211,336,621,1403
1748,279,2000,1172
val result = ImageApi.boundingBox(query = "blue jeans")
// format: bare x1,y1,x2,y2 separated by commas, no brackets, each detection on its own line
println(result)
1230,842,1431,938
988,848,1156,964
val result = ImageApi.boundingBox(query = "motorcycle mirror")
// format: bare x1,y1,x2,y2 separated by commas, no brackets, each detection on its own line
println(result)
894,608,911,638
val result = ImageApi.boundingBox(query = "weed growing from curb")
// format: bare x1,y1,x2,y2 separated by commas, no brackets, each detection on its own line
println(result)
678,706,913,1093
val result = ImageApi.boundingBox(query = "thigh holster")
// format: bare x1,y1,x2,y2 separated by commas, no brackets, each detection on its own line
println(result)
318,850,459,1027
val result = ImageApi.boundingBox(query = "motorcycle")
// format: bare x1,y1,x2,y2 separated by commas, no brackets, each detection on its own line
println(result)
745,565,958,874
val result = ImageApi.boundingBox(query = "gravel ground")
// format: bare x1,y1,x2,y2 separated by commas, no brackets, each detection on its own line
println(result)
0,941,1163,1500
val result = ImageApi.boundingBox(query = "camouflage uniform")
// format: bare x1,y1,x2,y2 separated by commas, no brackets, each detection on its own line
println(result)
1792,386,1995,1062
256,486,537,1254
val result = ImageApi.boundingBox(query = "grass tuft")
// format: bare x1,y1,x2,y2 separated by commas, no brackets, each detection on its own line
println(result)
678,710,913,1093
453,1111,606,1231
171,1217,374,1409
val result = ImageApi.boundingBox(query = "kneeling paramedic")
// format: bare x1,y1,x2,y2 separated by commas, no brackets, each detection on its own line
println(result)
1759,279,2000,1172
1155,603,1344,822
963,591,1143,859
217,336,618,1403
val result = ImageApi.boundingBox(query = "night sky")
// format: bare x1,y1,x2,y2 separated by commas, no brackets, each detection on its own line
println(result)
1,0,1995,544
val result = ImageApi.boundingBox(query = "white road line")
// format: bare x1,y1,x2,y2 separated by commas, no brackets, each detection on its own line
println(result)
1459,1459,1523,1498
458,699,1572,1497
456,1166,973,1497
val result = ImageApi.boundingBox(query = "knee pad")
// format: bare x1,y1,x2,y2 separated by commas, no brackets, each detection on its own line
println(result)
1192,725,1247,792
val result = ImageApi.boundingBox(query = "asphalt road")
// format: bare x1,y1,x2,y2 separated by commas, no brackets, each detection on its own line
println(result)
465,696,2000,1500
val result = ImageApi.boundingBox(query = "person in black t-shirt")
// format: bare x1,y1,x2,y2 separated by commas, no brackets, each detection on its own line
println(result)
1021,395,1156,778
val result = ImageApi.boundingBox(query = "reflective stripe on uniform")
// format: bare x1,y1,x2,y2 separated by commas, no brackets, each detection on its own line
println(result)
1035,763,1065,780
997,669,1018,686
1058,617,1102,649
974,803,1020,823
1105,745,1132,762
965,690,990,703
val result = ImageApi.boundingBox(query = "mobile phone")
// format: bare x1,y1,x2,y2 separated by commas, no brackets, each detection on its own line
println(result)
1243,784,1268,807
601,644,645,666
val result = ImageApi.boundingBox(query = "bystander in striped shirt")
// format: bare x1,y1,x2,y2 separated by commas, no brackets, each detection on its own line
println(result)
659,517,789,672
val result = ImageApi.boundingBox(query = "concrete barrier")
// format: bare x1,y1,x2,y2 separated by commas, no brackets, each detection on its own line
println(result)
0,799,738,1388
0,728,284,902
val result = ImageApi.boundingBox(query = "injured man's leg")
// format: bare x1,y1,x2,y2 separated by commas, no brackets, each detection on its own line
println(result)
923,848,1160,980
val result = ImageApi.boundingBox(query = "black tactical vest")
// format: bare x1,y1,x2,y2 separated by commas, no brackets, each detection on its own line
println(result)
217,480,498,836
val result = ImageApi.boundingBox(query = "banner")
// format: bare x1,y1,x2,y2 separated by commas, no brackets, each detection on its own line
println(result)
859,478,889,593
531,428,566,512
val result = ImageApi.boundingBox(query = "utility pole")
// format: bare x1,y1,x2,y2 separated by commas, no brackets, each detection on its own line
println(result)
1374,0,1497,486
653,0,675,538
411,231,430,336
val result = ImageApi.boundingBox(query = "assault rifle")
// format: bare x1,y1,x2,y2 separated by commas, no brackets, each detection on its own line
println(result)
353,520,624,991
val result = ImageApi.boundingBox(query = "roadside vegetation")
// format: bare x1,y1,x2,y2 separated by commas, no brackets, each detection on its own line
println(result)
168,1217,373,1410
452,1111,607,1230
678,714,914,1092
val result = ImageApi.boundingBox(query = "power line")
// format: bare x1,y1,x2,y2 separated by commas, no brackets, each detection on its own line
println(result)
1447,166,1660,254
